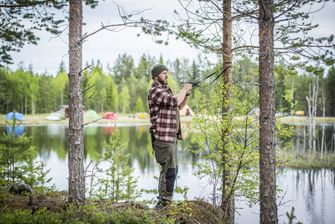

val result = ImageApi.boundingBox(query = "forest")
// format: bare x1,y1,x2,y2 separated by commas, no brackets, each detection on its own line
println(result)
1,55,334,117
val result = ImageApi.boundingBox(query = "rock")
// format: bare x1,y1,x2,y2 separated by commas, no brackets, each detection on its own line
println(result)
9,183,33,195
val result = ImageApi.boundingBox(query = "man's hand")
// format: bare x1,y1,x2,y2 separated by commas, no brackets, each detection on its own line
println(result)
183,83,193,93
176,83,193,106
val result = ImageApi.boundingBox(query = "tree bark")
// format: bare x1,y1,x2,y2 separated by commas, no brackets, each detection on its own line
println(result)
68,0,85,203
259,0,278,223
220,0,234,223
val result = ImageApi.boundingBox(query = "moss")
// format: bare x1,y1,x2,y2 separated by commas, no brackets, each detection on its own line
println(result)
0,189,145,223
0,188,222,224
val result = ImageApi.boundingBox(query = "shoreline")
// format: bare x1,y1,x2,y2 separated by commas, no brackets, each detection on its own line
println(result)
1,114,334,125
0,113,195,126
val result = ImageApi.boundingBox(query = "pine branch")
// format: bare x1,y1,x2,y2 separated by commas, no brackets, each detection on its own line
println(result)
0,0,55,8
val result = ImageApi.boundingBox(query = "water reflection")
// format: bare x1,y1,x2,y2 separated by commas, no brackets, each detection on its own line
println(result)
276,169,335,224
2,124,335,223
292,124,335,153
23,124,199,173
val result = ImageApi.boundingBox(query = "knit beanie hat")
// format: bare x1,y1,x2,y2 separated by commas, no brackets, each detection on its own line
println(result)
151,64,168,78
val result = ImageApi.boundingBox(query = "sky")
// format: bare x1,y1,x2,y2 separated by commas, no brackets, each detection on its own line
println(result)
9,0,202,74
8,0,335,75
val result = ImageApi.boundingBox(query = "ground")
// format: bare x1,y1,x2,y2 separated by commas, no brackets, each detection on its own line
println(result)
0,188,223,224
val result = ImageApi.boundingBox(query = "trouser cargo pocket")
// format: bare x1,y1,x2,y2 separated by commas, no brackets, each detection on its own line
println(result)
153,141,172,165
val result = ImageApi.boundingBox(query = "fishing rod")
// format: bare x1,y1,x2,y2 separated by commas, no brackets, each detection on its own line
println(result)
188,64,232,88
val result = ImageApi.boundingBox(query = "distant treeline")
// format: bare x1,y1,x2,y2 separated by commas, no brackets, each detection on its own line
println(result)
0,54,334,116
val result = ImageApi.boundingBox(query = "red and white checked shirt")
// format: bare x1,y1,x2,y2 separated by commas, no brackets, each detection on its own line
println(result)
148,80,181,143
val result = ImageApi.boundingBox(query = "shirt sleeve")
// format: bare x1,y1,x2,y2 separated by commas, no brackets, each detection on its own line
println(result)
153,88,178,108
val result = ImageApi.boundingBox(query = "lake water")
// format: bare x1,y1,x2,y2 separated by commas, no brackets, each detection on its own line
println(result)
4,124,335,224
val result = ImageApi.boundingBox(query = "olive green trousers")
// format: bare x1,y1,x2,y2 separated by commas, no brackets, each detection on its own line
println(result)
152,138,178,201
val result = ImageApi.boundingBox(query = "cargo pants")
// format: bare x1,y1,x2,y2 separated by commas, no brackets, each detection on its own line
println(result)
151,135,178,201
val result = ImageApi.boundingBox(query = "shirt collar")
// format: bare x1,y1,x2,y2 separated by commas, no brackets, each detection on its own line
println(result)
152,80,168,89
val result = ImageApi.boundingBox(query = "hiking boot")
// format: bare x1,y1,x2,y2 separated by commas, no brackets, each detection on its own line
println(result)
155,199,171,210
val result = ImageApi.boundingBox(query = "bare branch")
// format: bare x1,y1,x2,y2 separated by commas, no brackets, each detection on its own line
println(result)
82,84,96,94
274,1,300,20
80,2,157,42
232,45,259,52
79,65,92,75
82,117,104,127
81,21,144,41
232,7,258,20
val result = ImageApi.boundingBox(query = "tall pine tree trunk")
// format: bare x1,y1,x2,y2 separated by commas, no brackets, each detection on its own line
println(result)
259,0,278,223
220,0,234,223
68,0,85,203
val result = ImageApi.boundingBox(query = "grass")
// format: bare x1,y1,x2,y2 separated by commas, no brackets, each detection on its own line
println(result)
277,116,335,124
277,150,335,169
0,188,223,224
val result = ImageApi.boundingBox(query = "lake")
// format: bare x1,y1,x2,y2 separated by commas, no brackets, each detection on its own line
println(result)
4,123,335,224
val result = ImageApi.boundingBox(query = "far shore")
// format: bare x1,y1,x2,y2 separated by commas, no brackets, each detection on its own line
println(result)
0,114,334,126
0,113,193,126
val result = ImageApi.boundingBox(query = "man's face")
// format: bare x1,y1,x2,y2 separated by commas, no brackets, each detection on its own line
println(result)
157,70,168,85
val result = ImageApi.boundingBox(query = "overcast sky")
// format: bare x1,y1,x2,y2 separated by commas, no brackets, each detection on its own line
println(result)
8,0,335,75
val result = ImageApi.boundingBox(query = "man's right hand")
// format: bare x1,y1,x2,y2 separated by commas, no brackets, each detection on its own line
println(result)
183,83,193,92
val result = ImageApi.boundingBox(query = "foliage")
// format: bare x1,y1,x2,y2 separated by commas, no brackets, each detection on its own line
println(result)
277,150,335,169
0,133,33,183
172,186,192,216
87,129,140,202
285,207,303,224
119,85,131,113
20,160,53,192
134,97,145,112
191,82,260,206
0,1,65,65
2,54,334,116
0,0,100,65
325,66,335,116
0,118,52,190
0,205,160,224
83,66,111,112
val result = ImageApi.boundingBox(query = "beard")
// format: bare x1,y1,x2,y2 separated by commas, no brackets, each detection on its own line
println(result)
158,76,168,86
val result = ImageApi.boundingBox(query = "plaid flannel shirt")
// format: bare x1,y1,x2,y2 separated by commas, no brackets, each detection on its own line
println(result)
148,80,180,143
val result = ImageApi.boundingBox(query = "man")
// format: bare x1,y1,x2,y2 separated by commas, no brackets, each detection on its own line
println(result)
148,64,192,209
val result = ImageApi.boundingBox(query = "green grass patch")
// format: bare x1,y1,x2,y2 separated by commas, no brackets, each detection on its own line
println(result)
0,187,222,224
278,150,335,169
277,116,335,124
0,206,161,224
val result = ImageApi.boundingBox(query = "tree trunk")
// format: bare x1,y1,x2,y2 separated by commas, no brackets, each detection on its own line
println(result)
24,94,27,114
68,0,85,203
220,0,234,223
321,91,325,158
259,0,278,223
31,95,35,115
61,92,64,105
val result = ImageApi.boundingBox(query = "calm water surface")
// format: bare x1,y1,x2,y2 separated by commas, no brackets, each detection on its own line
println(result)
7,124,335,224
